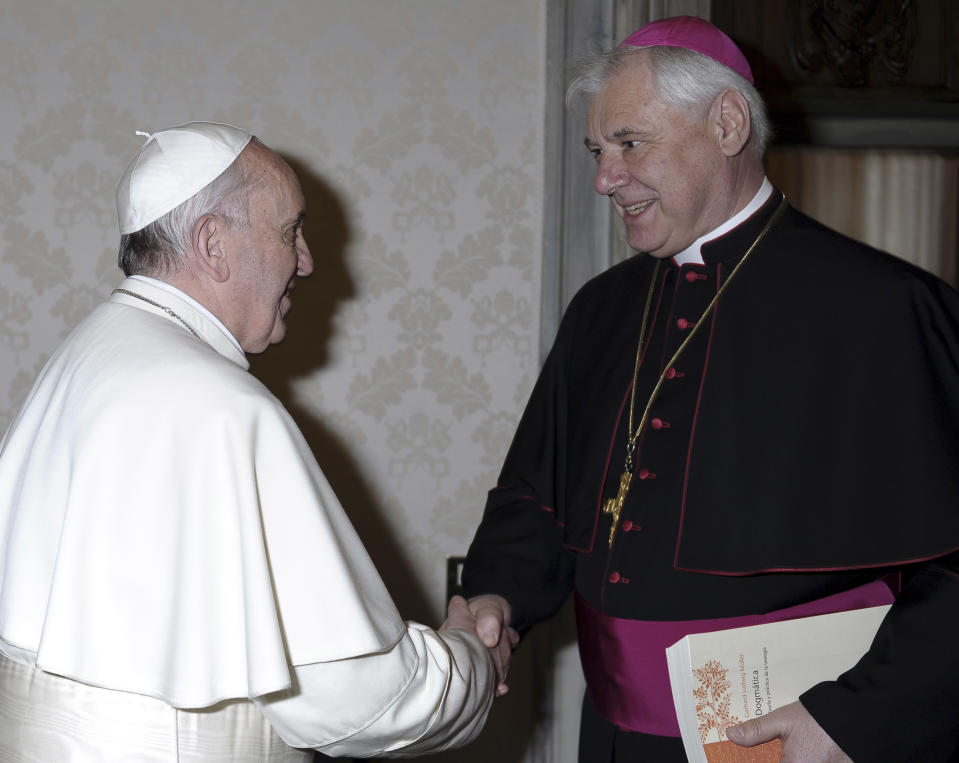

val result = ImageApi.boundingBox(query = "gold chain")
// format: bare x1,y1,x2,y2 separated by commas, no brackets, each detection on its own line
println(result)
603,194,788,547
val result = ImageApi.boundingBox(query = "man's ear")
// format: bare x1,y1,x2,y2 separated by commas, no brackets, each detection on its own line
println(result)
711,88,752,158
191,213,231,283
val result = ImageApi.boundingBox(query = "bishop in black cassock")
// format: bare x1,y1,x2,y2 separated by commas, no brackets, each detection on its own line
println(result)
457,15,959,763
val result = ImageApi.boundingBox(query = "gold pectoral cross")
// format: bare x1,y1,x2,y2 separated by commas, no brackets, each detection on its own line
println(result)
602,469,632,547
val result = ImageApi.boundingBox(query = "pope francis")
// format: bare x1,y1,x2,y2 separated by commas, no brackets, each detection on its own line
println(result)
0,122,495,760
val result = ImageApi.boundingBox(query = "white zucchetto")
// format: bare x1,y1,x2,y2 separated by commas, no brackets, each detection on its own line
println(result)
116,122,253,235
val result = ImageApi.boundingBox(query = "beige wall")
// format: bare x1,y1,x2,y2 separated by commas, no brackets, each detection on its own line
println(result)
0,2,546,757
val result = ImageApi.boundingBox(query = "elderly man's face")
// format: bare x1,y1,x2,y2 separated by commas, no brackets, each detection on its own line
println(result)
229,147,313,353
585,53,730,258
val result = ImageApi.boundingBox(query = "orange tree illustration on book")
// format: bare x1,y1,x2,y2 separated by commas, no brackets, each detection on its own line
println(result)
693,659,742,742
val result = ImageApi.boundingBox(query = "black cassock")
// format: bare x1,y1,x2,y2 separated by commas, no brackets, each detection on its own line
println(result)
464,192,959,762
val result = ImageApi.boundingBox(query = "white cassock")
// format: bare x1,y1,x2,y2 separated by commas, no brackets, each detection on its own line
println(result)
0,276,493,760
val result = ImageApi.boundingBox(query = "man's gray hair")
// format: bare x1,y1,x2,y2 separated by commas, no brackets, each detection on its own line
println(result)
117,153,254,277
566,46,772,158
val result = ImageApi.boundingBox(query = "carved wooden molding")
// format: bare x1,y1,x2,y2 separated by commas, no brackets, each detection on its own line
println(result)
790,0,918,88
711,0,959,147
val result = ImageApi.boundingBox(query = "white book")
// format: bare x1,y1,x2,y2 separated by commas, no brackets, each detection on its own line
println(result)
666,604,891,762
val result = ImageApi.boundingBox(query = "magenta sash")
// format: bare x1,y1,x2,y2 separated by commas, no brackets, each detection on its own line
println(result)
575,580,895,737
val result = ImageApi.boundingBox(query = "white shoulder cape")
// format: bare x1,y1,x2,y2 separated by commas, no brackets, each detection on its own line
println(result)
0,278,405,708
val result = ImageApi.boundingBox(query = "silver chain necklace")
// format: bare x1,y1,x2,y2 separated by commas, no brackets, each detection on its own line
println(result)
112,288,202,341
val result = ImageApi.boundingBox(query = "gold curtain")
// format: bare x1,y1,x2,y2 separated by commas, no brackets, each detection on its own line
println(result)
766,148,959,286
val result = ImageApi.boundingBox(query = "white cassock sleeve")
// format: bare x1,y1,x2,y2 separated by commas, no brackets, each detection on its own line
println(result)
254,625,494,757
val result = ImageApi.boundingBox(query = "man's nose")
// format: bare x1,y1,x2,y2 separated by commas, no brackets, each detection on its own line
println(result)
593,153,627,197
297,238,314,277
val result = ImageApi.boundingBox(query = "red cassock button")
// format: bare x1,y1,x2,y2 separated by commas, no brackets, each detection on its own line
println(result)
685,270,705,283
676,318,690,330
622,520,633,532
651,417,670,430
638,468,654,480
609,571,621,583
665,367,677,379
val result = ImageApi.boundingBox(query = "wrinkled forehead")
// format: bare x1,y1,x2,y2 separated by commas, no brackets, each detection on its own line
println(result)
270,158,305,208
244,144,305,215
586,55,669,128
591,52,658,107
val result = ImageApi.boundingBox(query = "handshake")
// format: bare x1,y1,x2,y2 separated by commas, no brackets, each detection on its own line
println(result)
443,594,520,698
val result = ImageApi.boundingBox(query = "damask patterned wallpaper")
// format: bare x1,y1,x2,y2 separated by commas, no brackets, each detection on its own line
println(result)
0,0,545,647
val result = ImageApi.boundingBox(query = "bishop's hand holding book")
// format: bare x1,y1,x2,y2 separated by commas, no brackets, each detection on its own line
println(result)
666,604,891,762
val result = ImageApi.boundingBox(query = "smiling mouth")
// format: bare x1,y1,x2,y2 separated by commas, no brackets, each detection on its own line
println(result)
623,200,654,216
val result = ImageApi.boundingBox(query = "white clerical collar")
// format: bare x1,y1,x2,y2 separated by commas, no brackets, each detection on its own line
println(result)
672,178,774,266
129,275,244,354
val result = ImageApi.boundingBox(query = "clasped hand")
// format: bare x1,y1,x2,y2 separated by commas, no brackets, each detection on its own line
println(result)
442,594,519,697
